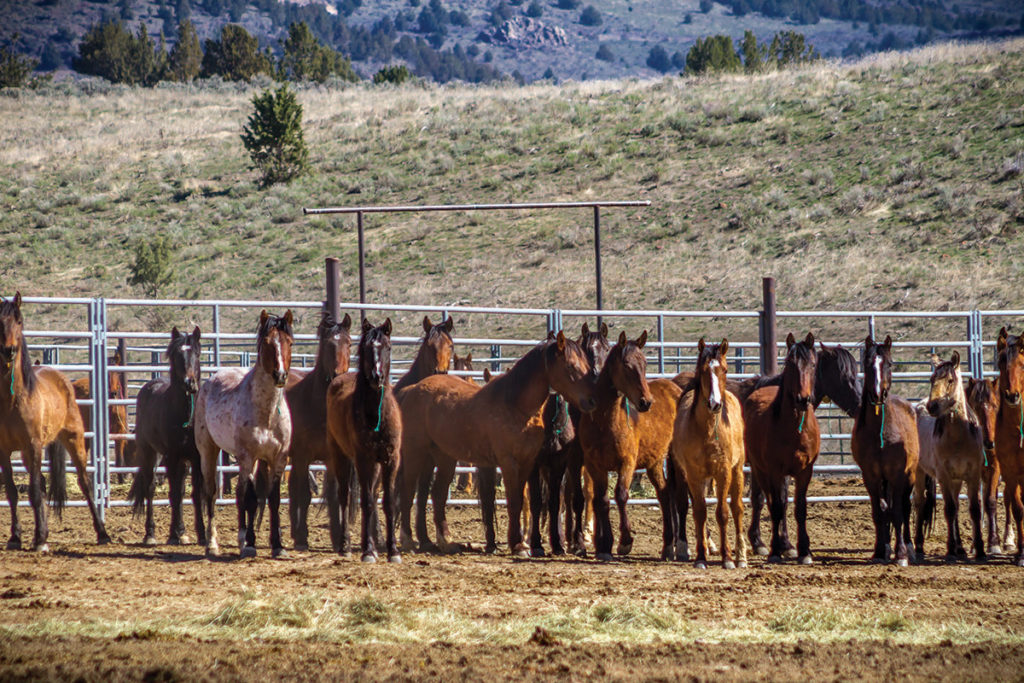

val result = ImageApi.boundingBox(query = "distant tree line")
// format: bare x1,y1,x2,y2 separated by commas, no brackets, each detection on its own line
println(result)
644,30,819,76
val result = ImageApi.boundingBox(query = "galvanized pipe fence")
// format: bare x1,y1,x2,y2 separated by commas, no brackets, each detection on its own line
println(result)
3,295,1020,516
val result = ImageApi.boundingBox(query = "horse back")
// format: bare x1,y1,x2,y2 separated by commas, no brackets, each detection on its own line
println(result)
325,373,359,462
286,371,331,466
853,396,919,479
32,365,82,440
635,379,682,470
744,385,819,475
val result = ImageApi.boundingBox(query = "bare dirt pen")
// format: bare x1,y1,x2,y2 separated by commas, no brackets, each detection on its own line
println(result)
1,477,1023,680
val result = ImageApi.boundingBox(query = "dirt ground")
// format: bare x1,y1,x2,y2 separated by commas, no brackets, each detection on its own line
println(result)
2,476,1024,681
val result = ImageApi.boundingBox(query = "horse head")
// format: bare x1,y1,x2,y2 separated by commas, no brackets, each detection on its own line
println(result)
862,335,893,408
359,317,393,392
783,332,817,411
579,321,611,382
997,327,1024,406
967,376,999,452
317,312,352,379
257,309,294,388
167,325,202,394
926,351,963,419
545,330,596,413
0,291,24,370
609,330,654,412
421,315,454,375
817,341,862,417
696,337,729,414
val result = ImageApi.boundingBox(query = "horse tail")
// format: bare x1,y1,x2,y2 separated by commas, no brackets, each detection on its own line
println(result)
921,474,937,538
129,443,155,518
46,442,68,517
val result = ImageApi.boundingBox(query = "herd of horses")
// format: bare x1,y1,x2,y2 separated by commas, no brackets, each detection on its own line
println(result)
4,290,1024,568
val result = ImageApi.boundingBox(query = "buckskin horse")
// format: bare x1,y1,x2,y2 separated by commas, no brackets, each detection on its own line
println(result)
0,293,109,551
851,335,919,566
196,310,294,558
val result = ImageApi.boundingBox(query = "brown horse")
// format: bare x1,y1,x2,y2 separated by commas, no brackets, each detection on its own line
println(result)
744,332,820,564
130,326,205,546
326,318,402,563
851,335,919,566
285,312,352,552
578,331,682,562
913,351,985,562
196,310,294,558
671,338,746,569
70,348,131,482
966,376,1010,554
452,351,477,494
0,293,109,551
399,332,596,557
996,327,1024,566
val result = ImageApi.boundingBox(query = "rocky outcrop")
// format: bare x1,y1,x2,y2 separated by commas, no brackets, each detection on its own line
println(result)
478,17,569,49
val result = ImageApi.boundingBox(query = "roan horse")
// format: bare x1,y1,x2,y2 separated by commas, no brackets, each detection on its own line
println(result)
196,310,293,558
671,338,747,569
744,332,820,564
326,318,402,563
285,312,352,551
852,335,919,566
130,326,205,546
399,332,596,557
996,327,1024,566
913,351,986,562
966,375,1011,554
0,293,109,551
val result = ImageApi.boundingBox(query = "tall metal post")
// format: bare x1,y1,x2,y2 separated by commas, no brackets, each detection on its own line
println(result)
593,206,603,327
325,257,340,321
212,304,221,370
657,314,665,375
760,277,777,376
357,211,366,322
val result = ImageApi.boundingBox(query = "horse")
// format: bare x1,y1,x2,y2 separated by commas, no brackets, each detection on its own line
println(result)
527,391,575,556
671,338,746,569
996,327,1024,566
70,348,131,483
285,312,352,552
129,326,205,546
578,330,681,562
0,293,109,551
399,331,596,557
966,376,1011,554
196,310,293,558
744,332,820,564
851,334,919,566
452,351,477,494
912,351,986,562
326,318,402,563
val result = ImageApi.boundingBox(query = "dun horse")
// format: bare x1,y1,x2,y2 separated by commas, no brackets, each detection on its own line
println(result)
671,338,746,569
744,333,820,564
399,332,596,557
196,310,293,558
913,351,985,562
326,318,402,562
966,376,1010,554
996,327,1024,566
285,312,352,551
851,335,919,566
0,293,109,551
130,326,205,546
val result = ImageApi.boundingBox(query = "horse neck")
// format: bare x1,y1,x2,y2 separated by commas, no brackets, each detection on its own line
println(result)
354,368,388,430
691,387,724,440
395,345,437,390
246,362,285,422
0,362,20,411
494,346,552,417
818,367,862,418
593,360,622,412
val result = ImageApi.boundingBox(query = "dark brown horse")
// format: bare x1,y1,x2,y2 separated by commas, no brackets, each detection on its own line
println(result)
851,335,919,566
966,376,1009,554
399,332,596,557
326,318,402,563
0,293,109,551
744,332,820,564
130,326,205,546
996,327,1024,566
285,312,352,551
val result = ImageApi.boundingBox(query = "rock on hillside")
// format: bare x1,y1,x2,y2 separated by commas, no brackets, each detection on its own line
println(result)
478,17,569,49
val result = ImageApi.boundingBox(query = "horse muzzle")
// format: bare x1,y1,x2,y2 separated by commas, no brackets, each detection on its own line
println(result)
636,397,653,412
0,345,16,364
273,371,288,387
926,398,953,418
1005,391,1021,406
578,396,597,413
984,440,996,451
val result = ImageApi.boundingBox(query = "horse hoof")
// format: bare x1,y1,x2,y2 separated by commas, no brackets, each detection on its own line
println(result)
168,535,190,546
206,544,220,558
616,542,633,556
388,554,402,564
767,554,783,564
240,546,257,559
531,547,546,558
6,538,21,551
989,545,1002,556
1016,556,1024,568
512,548,530,560
97,534,112,545
723,560,736,570
273,548,289,560
551,547,566,557
338,551,352,560
975,553,988,563
35,543,50,554
143,536,158,547
783,548,798,559
799,555,813,566
596,552,614,562
914,551,925,564
676,550,690,562
361,553,377,563
694,561,707,570
754,545,770,557
944,554,958,564
737,560,748,569
293,543,309,552
896,557,909,568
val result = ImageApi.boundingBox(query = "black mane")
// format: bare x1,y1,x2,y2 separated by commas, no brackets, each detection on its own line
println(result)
0,298,35,395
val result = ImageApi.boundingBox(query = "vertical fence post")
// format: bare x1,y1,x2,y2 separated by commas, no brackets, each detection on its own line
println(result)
760,277,777,376
657,314,665,375
212,304,221,370
968,310,983,379
868,315,876,340
357,211,366,324
90,299,109,520
593,206,602,328
325,257,340,321
490,344,501,372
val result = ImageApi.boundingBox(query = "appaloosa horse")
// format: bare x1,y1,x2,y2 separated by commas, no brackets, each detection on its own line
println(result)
196,310,293,558
130,326,205,546
0,293,109,551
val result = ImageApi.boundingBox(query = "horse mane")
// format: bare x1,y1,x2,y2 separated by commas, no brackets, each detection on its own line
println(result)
492,340,553,404
770,341,816,418
932,359,978,429
817,344,862,417
0,298,36,395
257,313,294,345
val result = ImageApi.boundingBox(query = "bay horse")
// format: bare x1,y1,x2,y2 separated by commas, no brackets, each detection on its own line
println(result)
399,332,596,557
744,332,820,564
578,330,681,562
196,310,293,558
70,348,131,483
326,318,402,563
966,376,1010,554
912,351,985,562
285,312,352,551
671,338,746,569
851,335,919,566
0,293,109,551
996,327,1024,566
130,326,205,546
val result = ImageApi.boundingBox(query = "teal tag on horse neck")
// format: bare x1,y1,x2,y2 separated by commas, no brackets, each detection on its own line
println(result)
375,387,384,433
9,370,13,396
880,402,885,449
183,393,194,428
798,411,805,434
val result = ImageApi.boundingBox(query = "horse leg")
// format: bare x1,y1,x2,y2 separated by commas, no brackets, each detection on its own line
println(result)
0,453,21,549
416,462,437,552
747,471,768,556
381,454,401,563
431,458,458,553
588,466,613,562
688,476,709,569
891,480,910,567
528,459,545,557
358,458,380,562
941,479,959,561
198,443,220,557
867,481,888,562
236,457,258,557
568,446,588,556
548,454,568,556
766,474,786,562
912,472,927,562
166,455,188,545
614,464,637,556
322,464,342,554
730,462,747,568
648,463,674,561
26,448,49,552
288,455,311,551
502,462,529,558
670,462,690,561
794,467,813,565
1011,478,1024,567
61,432,110,545
268,468,286,559
333,455,353,558
1004,473,1016,552
474,466,497,554
716,471,734,569
968,473,985,562
981,462,1001,555
188,445,206,547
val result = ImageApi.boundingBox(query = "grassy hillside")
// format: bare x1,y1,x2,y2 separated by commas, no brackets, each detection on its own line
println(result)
1,39,1023,343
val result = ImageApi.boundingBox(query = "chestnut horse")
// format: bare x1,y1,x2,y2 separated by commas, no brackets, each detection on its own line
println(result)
744,332,820,564
130,326,205,546
578,331,681,562
966,376,1010,554
196,310,293,558
285,312,352,551
913,351,985,562
70,348,131,482
0,293,109,551
852,335,919,566
996,327,1024,566
326,318,402,563
671,338,746,569
399,332,596,557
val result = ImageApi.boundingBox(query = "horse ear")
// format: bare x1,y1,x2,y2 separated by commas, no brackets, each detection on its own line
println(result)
556,330,567,353
786,332,796,350
547,330,556,341
600,323,609,339
617,331,627,346
697,337,706,355
422,316,432,333
998,327,1009,352
259,310,269,327
362,318,374,334
883,335,893,352
951,350,960,368
720,338,729,358
191,326,201,342
864,335,874,350
483,368,492,383
171,326,182,340
12,291,21,310
930,353,942,370
581,322,590,336
340,313,352,330
284,310,293,327
383,318,393,337
804,332,814,347
637,330,648,349
465,352,472,362
443,317,454,333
